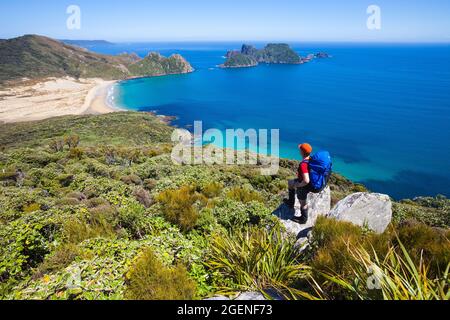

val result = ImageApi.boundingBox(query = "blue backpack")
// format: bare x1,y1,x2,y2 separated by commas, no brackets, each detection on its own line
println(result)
304,151,332,191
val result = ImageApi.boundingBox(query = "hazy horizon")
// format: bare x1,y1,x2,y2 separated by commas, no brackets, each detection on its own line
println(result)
5,35,450,45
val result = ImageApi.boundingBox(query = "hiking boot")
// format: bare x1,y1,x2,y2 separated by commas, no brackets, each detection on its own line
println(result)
291,208,308,224
283,189,296,208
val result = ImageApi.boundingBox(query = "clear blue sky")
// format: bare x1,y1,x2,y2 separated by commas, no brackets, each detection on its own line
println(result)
1,0,449,42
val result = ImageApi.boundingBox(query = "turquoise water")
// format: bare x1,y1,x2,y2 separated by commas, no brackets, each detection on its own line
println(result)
91,42,450,199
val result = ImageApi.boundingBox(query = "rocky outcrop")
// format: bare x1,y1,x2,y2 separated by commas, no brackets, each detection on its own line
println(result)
315,52,331,59
328,192,392,233
204,295,231,301
204,292,266,301
273,186,331,245
128,52,194,77
241,44,259,56
235,292,266,300
222,53,258,68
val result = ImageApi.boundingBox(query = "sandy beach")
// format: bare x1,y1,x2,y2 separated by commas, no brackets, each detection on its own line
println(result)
0,77,119,124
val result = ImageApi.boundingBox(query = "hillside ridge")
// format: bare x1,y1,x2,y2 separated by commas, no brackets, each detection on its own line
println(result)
0,35,193,84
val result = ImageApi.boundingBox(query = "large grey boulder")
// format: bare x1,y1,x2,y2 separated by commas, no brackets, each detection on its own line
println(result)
328,192,392,233
204,296,231,301
234,292,266,300
205,291,267,301
273,186,331,242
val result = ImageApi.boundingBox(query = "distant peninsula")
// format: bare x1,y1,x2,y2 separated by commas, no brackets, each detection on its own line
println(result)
0,35,193,83
59,39,115,47
221,43,330,68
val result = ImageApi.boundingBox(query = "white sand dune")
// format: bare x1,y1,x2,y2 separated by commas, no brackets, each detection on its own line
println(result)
0,77,119,124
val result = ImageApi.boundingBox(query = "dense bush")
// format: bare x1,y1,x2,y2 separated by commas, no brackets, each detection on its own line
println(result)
395,220,450,276
226,186,264,204
62,208,117,244
201,182,223,198
393,196,450,228
307,217,390,299
34,243,81,278
212,199,272,229
125,248,197,300
306,216,449,300
1,112,448,300
0,219,52,284
155,186,207,232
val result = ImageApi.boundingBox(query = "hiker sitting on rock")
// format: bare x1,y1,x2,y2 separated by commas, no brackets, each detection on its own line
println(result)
284,143,332,224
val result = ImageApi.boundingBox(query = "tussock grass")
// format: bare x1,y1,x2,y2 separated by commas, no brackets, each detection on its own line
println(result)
206,224,315,299
316,241,450,300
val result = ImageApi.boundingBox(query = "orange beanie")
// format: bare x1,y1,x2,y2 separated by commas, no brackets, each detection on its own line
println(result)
298,143,313,155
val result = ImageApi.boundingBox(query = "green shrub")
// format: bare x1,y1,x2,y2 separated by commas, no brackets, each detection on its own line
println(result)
308,217,391,299
0,221,50,282
226,186,264,204
22,203,41,213
201,182,223,198
196,208,219,233
117,201,150,239
49,139,65,153
66,191,87,201
57,174,74,187
64,135,80,149
213,199,272,229
395,220,450,277
85,159,117,178
62,208,117,244
308,217,449,299
125,248,197,300
56,197,81,206
393,197,450,228
248,174,273,191
0,170,17,182
34,243,81,277
68,147,84,159
89,204,118,226
121,174,143,186
156,186,206,232
85,197,109,208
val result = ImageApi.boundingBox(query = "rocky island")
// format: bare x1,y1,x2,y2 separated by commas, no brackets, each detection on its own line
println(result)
221,43,330,68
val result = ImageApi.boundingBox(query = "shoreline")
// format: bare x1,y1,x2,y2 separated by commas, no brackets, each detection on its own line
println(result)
82,80,124,115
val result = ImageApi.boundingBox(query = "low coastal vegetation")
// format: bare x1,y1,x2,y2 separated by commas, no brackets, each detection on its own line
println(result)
0,112,448,300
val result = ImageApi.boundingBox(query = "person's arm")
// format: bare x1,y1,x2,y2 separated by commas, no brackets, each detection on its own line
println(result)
298,172,310,187
298,161,310,187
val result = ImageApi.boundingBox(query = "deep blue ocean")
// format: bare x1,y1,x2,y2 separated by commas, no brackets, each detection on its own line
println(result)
86,42,450,200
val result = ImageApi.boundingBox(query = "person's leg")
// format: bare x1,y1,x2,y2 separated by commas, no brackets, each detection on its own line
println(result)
294,186,311,224
284,179,299,208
